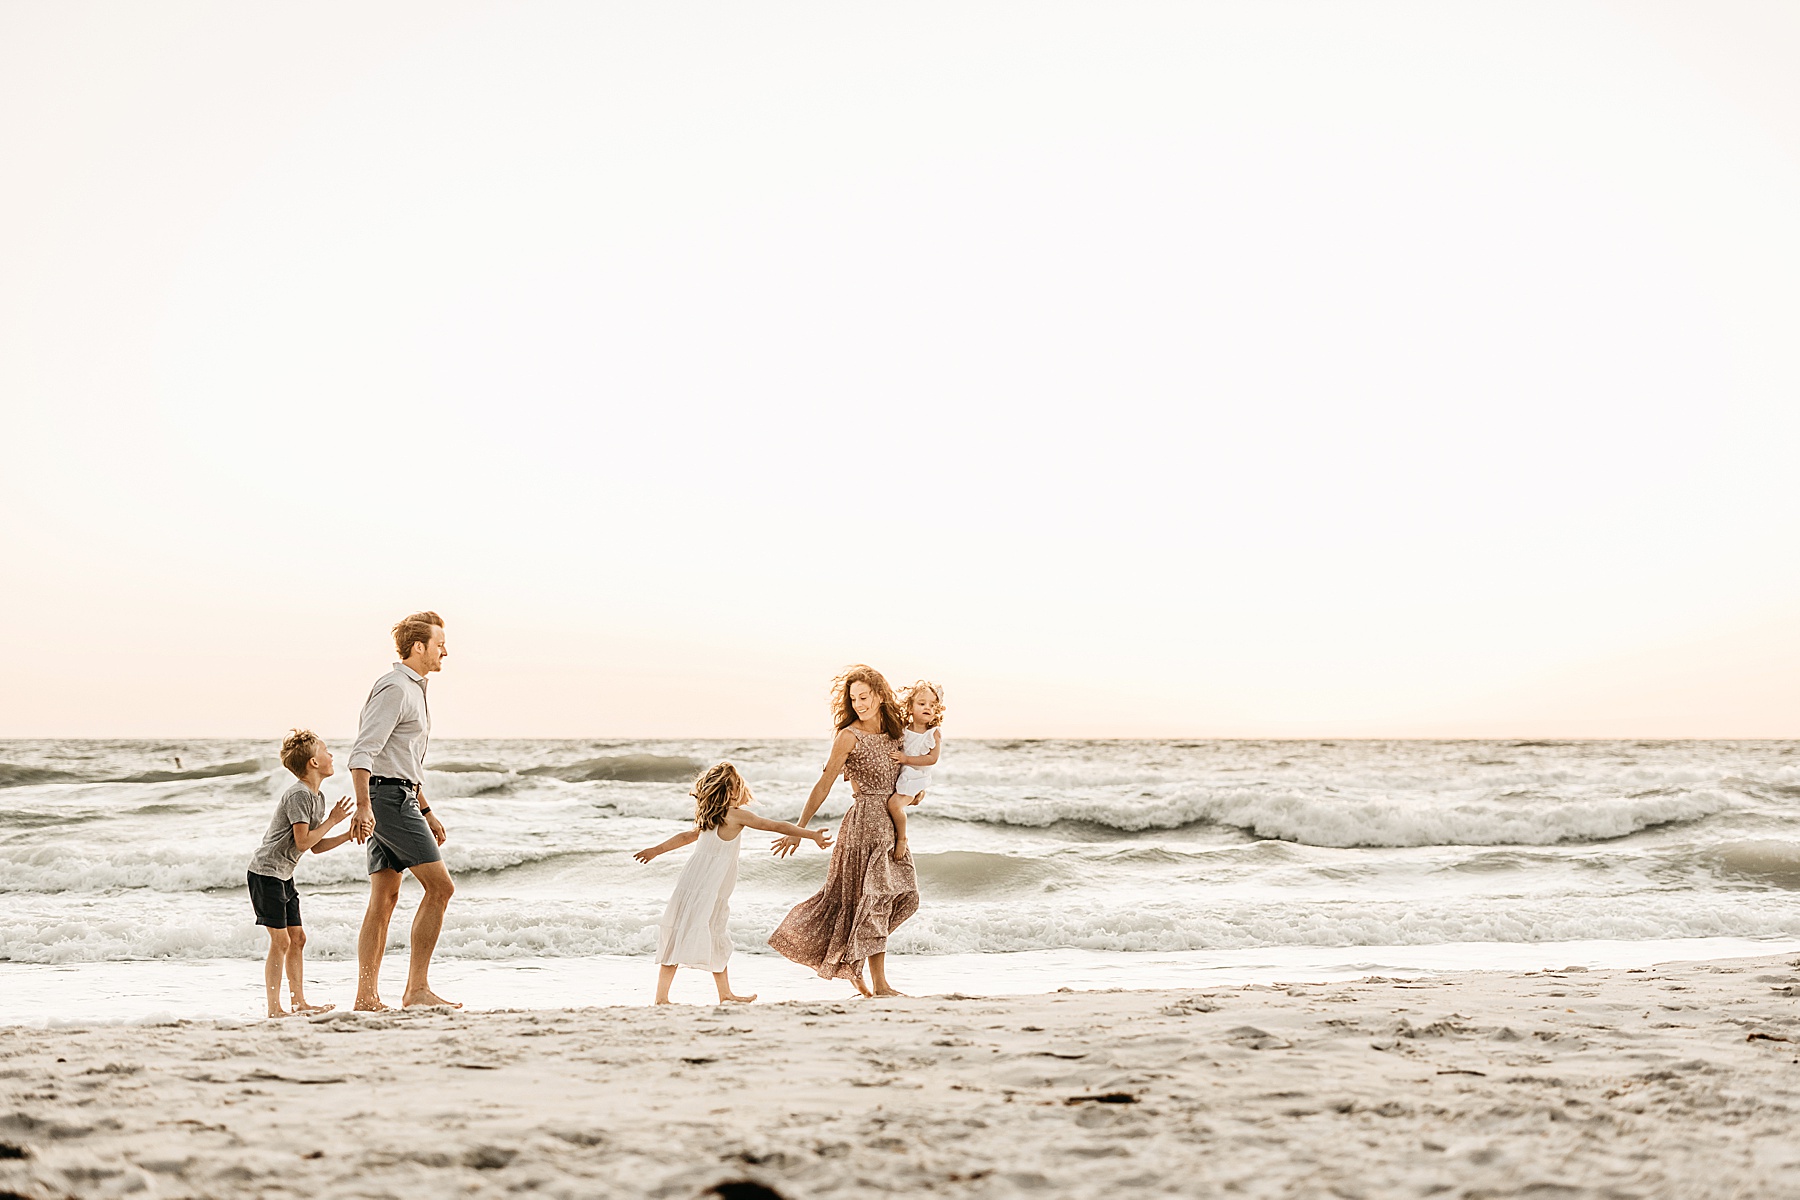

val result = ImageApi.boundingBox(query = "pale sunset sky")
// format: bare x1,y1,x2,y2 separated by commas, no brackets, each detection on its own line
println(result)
3,2,1799,739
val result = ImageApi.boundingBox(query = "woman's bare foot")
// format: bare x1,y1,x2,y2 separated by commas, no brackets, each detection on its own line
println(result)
873,986,906,998
719,992,758,1003
654,998,674,1006
292,1001,335,1014
851,971,873,998
353,996,390,1012
401,988,462,1009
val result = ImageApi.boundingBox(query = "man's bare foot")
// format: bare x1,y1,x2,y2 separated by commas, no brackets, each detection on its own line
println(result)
402,988,462,1009
293,1002,335,1014
718,992,758,1003
354,996,391,1012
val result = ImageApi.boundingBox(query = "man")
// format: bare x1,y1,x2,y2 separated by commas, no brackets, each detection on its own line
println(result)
348,610,459,1010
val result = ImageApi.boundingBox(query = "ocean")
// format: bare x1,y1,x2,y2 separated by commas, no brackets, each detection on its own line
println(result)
3,738,1798,1021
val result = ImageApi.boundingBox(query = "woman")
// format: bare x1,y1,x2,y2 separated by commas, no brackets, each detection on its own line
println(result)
767,665,919,997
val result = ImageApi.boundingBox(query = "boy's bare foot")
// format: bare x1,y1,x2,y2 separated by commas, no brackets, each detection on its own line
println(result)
402,988,462,1009
719,992,758,1003
354,996,391,1012
293,1002,335,1014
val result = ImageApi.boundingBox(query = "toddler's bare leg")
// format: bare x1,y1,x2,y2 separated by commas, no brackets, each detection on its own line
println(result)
263,928,291,1017
655,964,678,1005
888,793,913,861
713,967,757,1004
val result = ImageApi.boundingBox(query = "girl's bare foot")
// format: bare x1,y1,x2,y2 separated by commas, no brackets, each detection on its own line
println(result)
401,988,462,1009
891,840,910,862
719,992,758,1003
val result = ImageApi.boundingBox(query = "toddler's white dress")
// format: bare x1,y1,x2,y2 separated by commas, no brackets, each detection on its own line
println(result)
894,727,939,797
657,827,741,972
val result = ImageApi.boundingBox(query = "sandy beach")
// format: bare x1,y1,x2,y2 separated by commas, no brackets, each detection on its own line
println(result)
4,953,1798,1199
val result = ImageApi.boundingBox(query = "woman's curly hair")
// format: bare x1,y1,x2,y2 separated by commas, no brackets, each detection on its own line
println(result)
830,664,906,739
898,680,946,729
691,762,747,832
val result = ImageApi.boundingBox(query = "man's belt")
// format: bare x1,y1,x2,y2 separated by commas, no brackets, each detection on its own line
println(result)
369,775,419,790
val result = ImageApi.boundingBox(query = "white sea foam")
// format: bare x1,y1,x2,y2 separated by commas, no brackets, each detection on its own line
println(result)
8,888,1800,964
923,784,1737,846
2,737,1797,970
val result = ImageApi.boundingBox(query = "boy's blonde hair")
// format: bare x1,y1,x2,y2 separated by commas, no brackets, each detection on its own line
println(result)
280,729,321,777
899,680,946,728
692,762,747,832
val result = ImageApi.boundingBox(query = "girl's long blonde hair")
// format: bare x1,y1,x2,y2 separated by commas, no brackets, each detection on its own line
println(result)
899,680,946,729
831,664,906,739
691,762,746,832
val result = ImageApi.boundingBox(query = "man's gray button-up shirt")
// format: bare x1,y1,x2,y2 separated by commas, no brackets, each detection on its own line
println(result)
349,663,431,784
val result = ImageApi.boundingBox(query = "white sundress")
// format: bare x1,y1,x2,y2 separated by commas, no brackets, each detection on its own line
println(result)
656,827,742,972
894,727,938,797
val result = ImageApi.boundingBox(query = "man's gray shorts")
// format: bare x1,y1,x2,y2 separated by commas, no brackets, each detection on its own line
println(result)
367,782,442,875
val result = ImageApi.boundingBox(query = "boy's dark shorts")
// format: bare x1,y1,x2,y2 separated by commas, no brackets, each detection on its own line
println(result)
367,781,443,875
247,871,302,928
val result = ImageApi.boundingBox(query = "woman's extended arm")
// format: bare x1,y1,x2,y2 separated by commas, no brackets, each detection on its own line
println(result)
771,730,857,858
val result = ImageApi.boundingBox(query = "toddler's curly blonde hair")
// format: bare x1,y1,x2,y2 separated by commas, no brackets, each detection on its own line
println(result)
898,680,946,729
691,762,747,832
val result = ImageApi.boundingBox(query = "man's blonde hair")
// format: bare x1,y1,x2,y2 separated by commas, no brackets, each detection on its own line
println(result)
392,611,445,659
280,729,321,777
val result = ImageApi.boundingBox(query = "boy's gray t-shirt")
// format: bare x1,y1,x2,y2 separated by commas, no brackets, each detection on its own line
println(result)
248,782,326,880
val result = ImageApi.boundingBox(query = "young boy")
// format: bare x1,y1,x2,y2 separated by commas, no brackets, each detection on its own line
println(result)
247,730,355,1017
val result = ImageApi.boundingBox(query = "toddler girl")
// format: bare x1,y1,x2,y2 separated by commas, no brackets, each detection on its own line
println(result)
887,680,945,862
634,762,830,1004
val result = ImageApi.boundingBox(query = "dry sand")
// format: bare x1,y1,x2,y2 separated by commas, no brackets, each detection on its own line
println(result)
4,954,1799,1199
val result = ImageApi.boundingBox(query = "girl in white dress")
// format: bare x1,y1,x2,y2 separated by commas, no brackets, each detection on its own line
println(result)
887,681,945,863
634,762,830,1004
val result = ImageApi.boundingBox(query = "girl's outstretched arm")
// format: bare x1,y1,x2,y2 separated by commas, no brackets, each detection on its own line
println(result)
727,808,832,847
772,729,857,857
635,828,700,863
